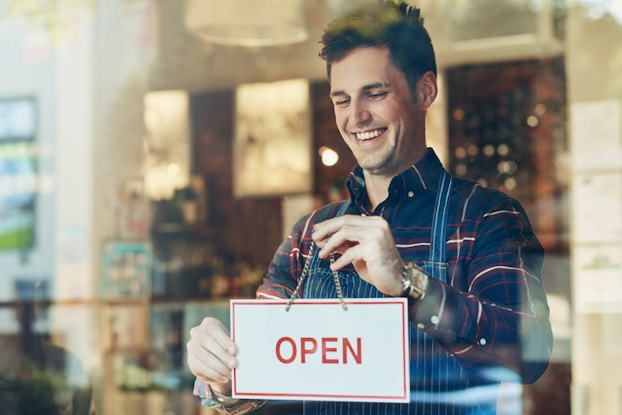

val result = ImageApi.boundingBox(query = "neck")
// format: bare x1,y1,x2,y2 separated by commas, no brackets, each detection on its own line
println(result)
361,147,428,211
363,172,392,212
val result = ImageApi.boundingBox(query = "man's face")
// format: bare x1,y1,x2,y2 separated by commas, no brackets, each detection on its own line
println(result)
329,45,425,178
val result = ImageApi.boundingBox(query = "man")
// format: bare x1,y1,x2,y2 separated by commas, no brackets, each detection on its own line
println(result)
186,2,553,414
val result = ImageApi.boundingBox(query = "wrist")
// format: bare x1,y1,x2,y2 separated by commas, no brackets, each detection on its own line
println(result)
201,384,239,409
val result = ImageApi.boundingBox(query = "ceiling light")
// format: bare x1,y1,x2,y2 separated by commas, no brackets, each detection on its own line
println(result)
185,0,308,47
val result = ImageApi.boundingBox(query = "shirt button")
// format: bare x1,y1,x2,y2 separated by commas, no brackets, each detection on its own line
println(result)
430,315,440,325
407,191,415,198
479,338,487,346
417,323,425,329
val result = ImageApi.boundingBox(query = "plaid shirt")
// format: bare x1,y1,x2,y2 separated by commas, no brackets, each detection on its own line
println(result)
195,148,552,414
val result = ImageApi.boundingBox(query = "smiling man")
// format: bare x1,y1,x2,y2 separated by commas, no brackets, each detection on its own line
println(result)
329,47,430,181
187,2,553,414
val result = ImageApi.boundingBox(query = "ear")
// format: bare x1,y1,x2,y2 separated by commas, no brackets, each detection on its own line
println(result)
416,71,438,110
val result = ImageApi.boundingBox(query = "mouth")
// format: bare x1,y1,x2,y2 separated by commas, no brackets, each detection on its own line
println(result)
353,128,387,141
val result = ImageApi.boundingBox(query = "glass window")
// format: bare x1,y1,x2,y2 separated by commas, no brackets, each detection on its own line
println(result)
0,1,621,414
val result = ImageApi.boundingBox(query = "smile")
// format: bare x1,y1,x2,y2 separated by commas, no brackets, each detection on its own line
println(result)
353,128,386,141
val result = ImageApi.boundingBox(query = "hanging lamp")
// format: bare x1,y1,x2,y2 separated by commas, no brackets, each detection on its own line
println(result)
185,0,308,47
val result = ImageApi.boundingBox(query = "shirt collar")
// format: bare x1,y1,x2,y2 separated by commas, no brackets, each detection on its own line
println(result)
345,148,446,207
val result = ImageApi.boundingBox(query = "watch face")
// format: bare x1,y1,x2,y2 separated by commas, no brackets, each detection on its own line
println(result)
401,263,429,300
410,266,429,297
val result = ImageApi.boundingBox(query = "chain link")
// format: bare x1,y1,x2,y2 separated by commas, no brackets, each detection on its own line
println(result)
285,241,348,311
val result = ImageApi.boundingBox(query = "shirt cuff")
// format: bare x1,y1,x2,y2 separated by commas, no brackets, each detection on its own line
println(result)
409,278,455,336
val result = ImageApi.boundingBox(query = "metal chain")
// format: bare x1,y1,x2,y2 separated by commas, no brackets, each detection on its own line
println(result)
330,253,348,310
285,241,348,311
285,242,314,311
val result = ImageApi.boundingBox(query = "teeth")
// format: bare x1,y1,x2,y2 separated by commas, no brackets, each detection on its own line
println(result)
355,129,383,140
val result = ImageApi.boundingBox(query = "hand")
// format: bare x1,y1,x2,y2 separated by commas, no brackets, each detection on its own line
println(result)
187,317,238,395
311,214,405,296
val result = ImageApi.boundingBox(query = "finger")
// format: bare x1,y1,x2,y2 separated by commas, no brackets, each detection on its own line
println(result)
312,215,354,242
187,344,233,383
187,319,238,382
327,243,364,270
319,222,384,258
316,228,359,259
187,329,236,377
203,319,238,356
313,215,388,241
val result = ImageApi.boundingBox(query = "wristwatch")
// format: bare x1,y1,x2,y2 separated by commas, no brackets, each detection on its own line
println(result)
400,262,429,302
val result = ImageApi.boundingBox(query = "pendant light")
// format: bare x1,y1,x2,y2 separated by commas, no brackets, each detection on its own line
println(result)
185,0,308,47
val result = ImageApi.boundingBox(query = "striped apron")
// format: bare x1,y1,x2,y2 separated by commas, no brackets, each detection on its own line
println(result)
301,172,499,415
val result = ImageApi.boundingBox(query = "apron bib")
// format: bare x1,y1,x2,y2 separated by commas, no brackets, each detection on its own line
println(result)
302,172,498,415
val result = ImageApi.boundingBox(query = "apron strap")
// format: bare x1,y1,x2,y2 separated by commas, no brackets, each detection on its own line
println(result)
427,171,453,280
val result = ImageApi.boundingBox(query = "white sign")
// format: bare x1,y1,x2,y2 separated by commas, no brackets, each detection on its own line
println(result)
230,298,410,402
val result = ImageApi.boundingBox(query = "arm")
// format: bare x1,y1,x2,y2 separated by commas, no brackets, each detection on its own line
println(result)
311,195,552,385
411,196,552,384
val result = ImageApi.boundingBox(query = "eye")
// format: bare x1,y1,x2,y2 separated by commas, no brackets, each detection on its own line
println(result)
369,91,388,100
333,98,350,106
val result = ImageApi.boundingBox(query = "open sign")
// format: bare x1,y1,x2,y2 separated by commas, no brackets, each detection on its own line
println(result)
230,298,410,402
274,336,362,365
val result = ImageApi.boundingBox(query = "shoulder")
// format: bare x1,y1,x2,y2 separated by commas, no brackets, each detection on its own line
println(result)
450,175,528,215
449,176,542,251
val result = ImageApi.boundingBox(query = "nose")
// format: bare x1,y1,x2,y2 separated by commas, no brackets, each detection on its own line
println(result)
349,99,371,127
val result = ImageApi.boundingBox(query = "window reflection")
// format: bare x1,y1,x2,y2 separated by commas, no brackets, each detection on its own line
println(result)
0,281,93,414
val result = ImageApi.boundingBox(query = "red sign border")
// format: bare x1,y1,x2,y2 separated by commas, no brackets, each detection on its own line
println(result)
230,298,410,402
